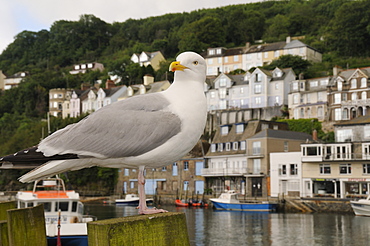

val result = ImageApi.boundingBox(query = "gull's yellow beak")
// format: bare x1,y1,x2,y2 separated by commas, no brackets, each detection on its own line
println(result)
169,61,189,72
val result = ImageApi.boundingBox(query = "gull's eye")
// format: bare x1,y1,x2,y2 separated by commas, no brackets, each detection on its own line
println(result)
193,61,199,65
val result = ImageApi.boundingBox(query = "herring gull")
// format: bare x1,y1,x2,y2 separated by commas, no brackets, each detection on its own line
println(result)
0,51,207,214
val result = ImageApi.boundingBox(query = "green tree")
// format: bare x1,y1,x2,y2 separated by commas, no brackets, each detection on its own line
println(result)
263,54,311,77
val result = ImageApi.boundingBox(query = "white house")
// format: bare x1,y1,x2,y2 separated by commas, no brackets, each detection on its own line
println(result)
270,152,302,197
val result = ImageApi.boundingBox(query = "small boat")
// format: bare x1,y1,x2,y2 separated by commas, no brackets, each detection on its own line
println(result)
115,194,153,206
175,199,189,207
16,177,96,246
209,190,277,212
189,199,208,207
350,196,370,216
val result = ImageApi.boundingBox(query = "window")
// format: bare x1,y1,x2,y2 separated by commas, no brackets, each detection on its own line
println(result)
337,81,342,91
284,141,288,152
365,126,370,140
252,141,261,155
363,164,370,174
55,202,69,212
362,91,367,100
254,84,262,94
124,169,129,176
232,142,239,150
290,164,298,175
361,78,367,88
334,108,342,121
211,144,216,152
274,50,279,57
218,143,223,152
339,164,351,174
234,55,239,62
236,124,244,134
292,82,298,91
351,93,357,100
172,163,178,176
39,202,52,212
183,181,189,191
219,78,227,87
253,159,261,174
279,164,287,175
221,126,229,135
351,78,357,88
218,57,222,63
337,129,352,142
208,59,213,65
240,141,246,150
224,57,228,63
184,161,189,170
310,81,318,87
293,94,299,104
318,106,323,118
162,166,167,171
320,164,331,174
225,143,231,151
255,73,262,82
334,93,341,104
255,97,261,105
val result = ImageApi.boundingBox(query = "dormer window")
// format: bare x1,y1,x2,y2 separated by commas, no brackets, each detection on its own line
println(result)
81,64,87,69
208,49,215,55
216,48,221,54
221,125,229,135
351,78,357,88
87,63,93,68
74,65,80,70
236,124,244,134
218,143,223,152
219,78,227,87
225,143,231,151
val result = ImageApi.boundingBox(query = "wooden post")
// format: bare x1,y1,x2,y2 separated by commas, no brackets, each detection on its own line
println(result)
0,201,16,246
7,204,47,246
0,202,15,221
88,212,190,246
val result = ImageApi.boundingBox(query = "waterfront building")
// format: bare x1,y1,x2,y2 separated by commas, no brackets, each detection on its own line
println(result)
301,114,370,199
116,141,209,199
270,152,302,197
203,120,311,197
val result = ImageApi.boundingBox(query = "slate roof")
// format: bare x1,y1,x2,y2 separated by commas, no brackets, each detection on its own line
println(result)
334,114,370,126
249,129,313,141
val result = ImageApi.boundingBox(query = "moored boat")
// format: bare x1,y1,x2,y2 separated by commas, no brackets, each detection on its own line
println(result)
175,199,189,207
115,194,153,206
210,190,277,212
16,177,96,246
350,196,370,216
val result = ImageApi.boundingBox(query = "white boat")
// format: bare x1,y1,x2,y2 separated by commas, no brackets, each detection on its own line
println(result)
350,196,370,216
16,177,96,245
210,190,277,212
115,194,153,205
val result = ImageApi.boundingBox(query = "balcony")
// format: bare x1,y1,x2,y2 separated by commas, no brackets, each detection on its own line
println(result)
246,148,265,158
302,153,370,162
201,167,248,177
341,99,370,106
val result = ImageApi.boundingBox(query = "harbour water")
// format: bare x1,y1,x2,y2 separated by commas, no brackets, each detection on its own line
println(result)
84,204,370,246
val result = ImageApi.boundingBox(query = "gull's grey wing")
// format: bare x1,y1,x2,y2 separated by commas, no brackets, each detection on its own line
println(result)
39,93,182,158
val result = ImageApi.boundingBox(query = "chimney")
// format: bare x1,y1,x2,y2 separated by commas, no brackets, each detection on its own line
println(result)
105,79,115,89
286,36,291,44
312,129,318,141
80,82,90,90
333,66,342,76
245,42,250,49
143,75,154,85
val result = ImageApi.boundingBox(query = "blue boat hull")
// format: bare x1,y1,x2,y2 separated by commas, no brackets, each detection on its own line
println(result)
47,235,88,246
211,201,277,212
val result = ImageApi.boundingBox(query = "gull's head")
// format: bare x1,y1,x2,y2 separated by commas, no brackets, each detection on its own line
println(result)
169,51,206,82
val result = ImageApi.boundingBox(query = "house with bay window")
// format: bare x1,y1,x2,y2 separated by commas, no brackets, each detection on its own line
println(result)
327,66,370,122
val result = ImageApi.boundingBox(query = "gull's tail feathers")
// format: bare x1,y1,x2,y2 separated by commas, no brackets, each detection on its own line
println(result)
19,159,94,183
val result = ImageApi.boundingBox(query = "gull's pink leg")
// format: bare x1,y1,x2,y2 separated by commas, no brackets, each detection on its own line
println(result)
138,166,167,214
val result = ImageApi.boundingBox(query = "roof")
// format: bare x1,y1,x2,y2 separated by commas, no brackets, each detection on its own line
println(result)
334,114,370,126
249,129,313,141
